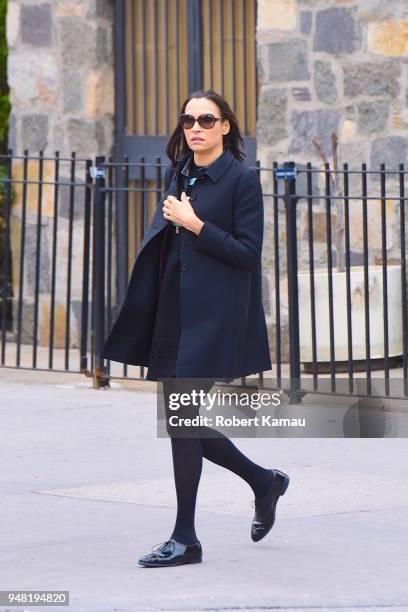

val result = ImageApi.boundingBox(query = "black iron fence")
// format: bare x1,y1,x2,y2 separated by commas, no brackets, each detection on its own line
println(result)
0,151,93,375
1,150,408,401
272,161,408,402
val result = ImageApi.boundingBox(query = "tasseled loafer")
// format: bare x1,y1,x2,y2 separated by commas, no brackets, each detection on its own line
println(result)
251,469,290,542
138,538,202,567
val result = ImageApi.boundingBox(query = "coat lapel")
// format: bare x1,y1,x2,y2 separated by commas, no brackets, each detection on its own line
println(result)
137,155,190,254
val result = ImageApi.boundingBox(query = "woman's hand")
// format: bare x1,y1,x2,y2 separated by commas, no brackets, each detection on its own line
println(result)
162,192,204,235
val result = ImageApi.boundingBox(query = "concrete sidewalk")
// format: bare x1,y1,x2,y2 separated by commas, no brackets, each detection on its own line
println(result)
0,367,407,612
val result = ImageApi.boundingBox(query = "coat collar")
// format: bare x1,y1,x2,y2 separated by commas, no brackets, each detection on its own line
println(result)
177,148,234,183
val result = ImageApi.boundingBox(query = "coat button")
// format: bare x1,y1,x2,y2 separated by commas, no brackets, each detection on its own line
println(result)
181,264,188,271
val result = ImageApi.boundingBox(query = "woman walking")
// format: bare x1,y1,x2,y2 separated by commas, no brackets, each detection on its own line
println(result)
102,89,289,567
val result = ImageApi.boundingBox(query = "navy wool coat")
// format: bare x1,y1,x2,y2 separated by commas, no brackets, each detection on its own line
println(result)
101,148,272,379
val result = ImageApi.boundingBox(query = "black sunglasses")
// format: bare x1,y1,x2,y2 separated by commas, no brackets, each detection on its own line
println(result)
179,113,222,129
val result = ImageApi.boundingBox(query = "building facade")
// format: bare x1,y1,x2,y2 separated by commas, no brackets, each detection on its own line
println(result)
6,0,408,361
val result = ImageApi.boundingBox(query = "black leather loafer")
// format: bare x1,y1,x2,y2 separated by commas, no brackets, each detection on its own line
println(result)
251,468,290,542
138,538,202,567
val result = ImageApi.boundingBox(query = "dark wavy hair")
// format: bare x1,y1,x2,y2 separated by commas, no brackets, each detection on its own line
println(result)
165,89,245,166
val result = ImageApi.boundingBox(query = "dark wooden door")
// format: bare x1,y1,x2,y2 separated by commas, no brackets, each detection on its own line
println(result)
115,0,258,175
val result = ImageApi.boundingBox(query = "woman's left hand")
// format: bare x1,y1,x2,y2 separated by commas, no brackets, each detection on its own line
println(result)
162,192,203,235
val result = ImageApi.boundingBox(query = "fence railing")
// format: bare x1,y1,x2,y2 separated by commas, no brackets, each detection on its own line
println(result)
1,150,408,401
273,160,408,402
0,151,93,375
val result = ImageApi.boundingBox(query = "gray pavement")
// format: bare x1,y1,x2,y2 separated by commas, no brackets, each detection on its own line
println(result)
0,368,407,612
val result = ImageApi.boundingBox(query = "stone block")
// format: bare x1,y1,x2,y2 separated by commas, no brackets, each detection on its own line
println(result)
301,210,337,244
266,39,310,82
85,69,114,118
371,136,408,170
56,2,85,17
12,159,57,217
52,125,67,152
12,299,34,344
391,113,408,131
60,20,97,68
358,0,395,23
290,109,342,155
343,61,400,98
368,20,408,57
314,60,337,105
12,296,82,349
357,100,389,134
67,119,98,154
340,119,357,142
20,3,52,47
257,0,297,31
67,116,113,156
349,198,395,251
25,222,51,296
62,69,83,113
87,0,114,20
257,87,288,145
8,51,58,109
314,7,362,55
58,178,87,221
39,299,80,349
21,114,49,152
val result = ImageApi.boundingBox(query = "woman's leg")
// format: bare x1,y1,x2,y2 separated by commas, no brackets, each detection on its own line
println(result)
199,430,273,498
163,378,274,546
194,380,274,499
163,378,203,545
168,436,202,544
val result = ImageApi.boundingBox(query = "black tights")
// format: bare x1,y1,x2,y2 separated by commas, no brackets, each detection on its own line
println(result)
162,378,273,545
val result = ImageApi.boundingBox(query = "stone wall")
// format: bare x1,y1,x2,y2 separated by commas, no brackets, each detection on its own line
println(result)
6,0,115,351
256,0,408,361
7,0,114,156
